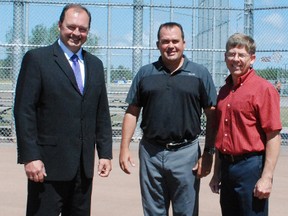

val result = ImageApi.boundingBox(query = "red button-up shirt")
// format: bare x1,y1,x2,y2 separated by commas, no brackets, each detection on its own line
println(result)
215,69,282,155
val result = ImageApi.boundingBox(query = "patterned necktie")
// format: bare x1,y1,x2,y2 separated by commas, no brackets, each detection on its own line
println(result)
70,54,84,94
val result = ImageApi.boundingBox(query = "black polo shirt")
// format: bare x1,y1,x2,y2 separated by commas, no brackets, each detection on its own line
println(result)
126,56,217,143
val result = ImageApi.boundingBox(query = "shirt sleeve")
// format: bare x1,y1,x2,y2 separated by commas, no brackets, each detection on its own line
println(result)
199,66,217,107
256,84,282,133
125,66,147,106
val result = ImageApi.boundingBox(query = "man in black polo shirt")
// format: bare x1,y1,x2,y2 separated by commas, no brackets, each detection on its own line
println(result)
119,22,217,216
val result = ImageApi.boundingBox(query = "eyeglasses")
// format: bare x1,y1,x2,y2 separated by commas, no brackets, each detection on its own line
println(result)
226,52,251,60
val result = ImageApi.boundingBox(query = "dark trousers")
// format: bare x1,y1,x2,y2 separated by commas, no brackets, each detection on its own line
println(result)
220,154,268,216
26,165,93,216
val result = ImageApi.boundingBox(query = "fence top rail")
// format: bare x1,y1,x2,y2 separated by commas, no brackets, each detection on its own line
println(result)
1,0,245,10
3,0,288,10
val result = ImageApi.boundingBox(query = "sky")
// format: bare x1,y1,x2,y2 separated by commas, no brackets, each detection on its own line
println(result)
1,0,288,70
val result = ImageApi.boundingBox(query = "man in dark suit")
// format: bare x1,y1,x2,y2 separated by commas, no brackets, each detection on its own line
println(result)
14,4,112,216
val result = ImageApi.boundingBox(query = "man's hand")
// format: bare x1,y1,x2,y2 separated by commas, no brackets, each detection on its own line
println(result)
24,160,47,183
209,175,221,194
253,177,273,199
119,147,135,174
192,152,213,178
98,159,112,177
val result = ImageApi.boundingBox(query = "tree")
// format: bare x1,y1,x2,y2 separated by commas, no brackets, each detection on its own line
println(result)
256,67,283,80
0,27,13,80
47,22,60,44
29,24,49,45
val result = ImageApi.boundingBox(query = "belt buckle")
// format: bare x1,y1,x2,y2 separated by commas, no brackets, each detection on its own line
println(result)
166,142,174,150
165,139,187,150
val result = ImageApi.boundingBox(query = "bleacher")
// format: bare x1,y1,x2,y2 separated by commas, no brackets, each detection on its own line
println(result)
107,83,130,139
0,83,13,139
0,82,132,141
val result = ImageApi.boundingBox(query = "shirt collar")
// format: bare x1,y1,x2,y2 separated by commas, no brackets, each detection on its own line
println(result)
225,68,256,87
58,39,84,62
155,55,189,73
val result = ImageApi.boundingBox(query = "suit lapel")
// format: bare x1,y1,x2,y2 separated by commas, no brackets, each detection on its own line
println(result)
82,50,90,96
52,42,82,95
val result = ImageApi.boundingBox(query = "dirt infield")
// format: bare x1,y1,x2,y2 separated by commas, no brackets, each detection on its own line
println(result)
0,142,287,216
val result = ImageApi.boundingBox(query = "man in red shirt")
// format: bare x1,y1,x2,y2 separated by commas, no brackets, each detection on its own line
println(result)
209,33,282,216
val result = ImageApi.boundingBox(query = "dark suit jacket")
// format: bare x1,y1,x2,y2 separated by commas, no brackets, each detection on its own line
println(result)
14,41,112,181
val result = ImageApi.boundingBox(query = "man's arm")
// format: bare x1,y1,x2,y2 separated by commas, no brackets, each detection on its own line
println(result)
14,51,42,164
119,104,141,174
193,106,216,178
203,106,217,150
254,130,281,199
209,150,221,194
14,51,47,182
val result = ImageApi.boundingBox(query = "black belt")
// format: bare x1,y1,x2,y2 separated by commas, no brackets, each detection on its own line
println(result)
219,151,264,163
143,136,198,150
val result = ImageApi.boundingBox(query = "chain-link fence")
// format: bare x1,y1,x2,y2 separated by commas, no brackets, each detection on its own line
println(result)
1,0,288,143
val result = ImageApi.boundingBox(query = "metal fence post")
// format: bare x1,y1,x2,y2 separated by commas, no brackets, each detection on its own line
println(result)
106,0,112,91
132,0,143,77
133,0,143,139
11,0,25,140
244,0,254,37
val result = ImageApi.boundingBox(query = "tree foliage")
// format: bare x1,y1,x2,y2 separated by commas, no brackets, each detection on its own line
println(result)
256,67,286,81
29,24,49,45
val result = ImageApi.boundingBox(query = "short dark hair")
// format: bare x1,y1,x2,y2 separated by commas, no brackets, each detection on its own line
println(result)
157,22,185,41
225,33,256,54
59,4,91,29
